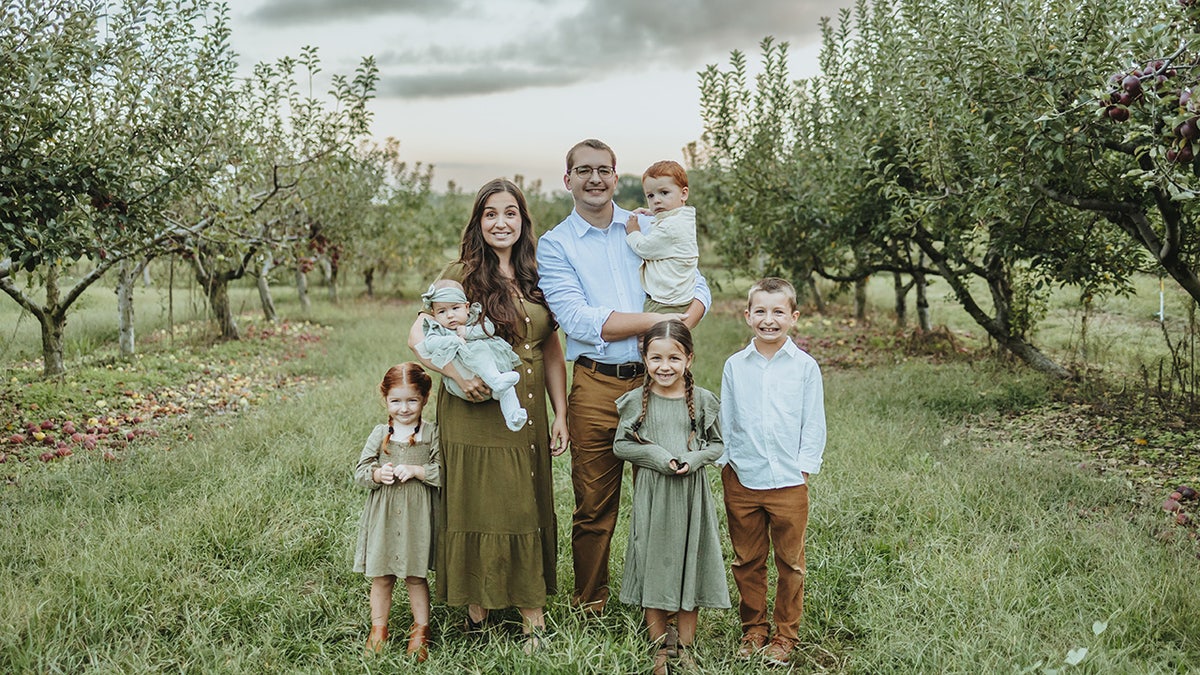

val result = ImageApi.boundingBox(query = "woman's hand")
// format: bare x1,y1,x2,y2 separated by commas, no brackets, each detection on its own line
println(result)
549,416,569,457
453,373,491,402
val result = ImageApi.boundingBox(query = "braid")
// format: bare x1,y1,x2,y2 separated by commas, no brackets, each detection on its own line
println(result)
683,370,697,448
629,373,653,444
409,419,420,446
380,422,392,455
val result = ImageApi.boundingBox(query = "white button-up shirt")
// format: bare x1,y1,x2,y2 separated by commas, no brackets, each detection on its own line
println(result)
719,337,826,489
537,203,710,364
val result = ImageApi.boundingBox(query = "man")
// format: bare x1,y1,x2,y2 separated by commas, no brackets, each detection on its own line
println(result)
536,139,710,614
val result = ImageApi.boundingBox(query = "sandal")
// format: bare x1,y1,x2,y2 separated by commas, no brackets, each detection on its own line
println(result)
521,627,551,655
651,647,670,675
463,608,487,635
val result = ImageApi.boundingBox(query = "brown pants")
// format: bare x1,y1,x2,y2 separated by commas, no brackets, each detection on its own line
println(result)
721,464,810,640
567,364,642,612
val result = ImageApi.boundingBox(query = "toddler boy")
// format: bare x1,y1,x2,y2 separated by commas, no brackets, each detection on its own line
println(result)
623,160,699,314
718,277,826,667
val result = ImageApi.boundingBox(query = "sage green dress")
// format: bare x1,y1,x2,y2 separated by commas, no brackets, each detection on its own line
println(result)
613,386,730,611
353,422,440,578
433,265,558,609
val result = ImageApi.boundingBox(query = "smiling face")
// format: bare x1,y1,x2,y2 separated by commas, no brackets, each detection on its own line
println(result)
480,190,522,253
385,383,426,427
431,301,470,330
642,175,688,215
643,335,693,397
745,289,800,353
565,145,617,213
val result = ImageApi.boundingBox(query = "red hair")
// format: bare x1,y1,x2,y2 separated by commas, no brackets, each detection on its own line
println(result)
379,362,432,446
642,160,688,189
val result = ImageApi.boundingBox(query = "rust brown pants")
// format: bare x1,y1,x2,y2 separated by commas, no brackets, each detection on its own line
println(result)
721,464,810,640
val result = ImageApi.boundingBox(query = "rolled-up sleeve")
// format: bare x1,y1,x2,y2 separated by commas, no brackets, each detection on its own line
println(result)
536,234,613,352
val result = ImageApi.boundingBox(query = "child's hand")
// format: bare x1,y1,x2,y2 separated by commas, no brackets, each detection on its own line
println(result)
456,326,469,339
394,464,426,483
668,458,690,475
631,207,652,215
376,462,396,485
624,213,642,234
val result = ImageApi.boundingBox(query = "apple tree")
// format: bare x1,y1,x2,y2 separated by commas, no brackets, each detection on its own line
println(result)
0,0,237,376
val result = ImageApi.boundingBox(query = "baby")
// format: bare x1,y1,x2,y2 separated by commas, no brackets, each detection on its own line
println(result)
416,279,528,432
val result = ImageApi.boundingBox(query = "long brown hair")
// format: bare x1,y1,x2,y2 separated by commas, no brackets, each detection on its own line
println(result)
629,320,697,448
379,362,432,447
457,178,548,343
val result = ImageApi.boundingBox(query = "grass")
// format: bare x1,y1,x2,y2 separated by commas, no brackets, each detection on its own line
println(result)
1,274,1199,672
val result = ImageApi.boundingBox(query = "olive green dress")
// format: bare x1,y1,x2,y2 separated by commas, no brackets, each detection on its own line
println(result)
353,422,440,578
613,386,730,611
434,266,558,609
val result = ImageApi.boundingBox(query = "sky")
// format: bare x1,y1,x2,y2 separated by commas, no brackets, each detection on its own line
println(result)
227,0,856,194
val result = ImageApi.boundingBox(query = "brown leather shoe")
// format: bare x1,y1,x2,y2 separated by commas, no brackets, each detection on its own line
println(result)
364,624,388,655
406,623,431,662
735,631,769,659
763,635,797,667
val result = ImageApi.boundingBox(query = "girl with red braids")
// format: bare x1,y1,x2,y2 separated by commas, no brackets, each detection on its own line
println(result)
353,362,439,662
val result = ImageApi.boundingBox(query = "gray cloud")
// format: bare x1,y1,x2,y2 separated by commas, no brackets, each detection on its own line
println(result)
376,0,856,99
382,67,582,98
249,0,459,25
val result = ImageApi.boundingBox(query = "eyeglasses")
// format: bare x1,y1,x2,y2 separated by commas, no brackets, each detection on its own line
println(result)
570,165,615,179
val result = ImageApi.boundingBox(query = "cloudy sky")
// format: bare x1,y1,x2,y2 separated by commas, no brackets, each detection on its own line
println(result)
228,0,855,193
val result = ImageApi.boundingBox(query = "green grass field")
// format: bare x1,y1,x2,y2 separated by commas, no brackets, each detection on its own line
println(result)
1,272,1199,673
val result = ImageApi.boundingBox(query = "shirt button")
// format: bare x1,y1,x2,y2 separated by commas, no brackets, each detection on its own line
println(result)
525,317,531,323
524,344,530,350
527,393,534,399
527,369,533,374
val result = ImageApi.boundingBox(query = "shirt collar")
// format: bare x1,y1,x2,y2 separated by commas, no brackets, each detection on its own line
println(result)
736,336,802,361
567,202,630,238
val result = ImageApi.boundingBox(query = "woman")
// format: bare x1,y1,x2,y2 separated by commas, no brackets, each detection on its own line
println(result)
408,178,568,651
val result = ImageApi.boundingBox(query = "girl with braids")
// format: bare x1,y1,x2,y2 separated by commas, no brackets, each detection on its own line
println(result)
353,362,439,661
407,178,568,653
613,320,729,673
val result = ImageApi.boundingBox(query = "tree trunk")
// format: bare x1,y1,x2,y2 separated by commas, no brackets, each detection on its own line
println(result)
319,257,333,286
364,266,375,298
919,238,1072,379
854,276,869,322
257,249,278,323
893,272,908,329
915,268,932,332
806,272,826,314
327,257,339,304
117,259,137,358
206,276,239,340
296,267,311,313
40,265,67,378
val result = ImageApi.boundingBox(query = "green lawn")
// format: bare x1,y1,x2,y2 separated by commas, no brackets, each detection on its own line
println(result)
1,277,1199,673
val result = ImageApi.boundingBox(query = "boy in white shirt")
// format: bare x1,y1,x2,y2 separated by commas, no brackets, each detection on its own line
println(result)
718,277,826,667
623,160,699,314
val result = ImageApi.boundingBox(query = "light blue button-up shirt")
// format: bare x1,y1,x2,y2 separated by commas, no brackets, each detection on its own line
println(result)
719,337,826,489
537,203,711,364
